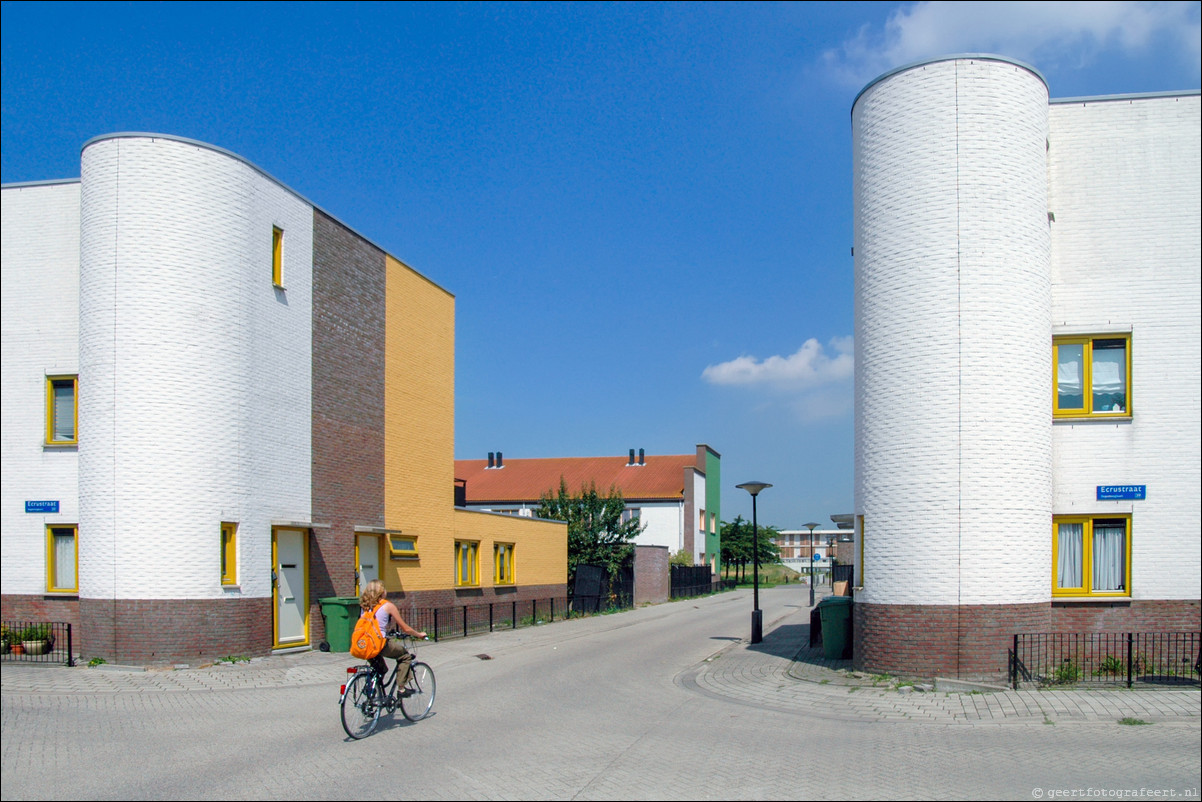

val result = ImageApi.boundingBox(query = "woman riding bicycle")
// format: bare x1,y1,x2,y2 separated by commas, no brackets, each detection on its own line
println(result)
359,579,426,681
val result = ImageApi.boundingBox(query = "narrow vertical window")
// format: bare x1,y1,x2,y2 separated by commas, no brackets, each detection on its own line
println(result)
494,543,515,585
271,227,284,287
455,540,479,587
220,523,238,585
856,515,865,587
46,375,78,445
46,525,78,593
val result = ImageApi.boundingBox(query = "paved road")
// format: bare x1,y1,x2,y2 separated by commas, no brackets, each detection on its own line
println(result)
2,584,1199,801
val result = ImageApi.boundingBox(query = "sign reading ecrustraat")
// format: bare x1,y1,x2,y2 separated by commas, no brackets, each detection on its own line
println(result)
25,500,60,513
1096,485,1146,501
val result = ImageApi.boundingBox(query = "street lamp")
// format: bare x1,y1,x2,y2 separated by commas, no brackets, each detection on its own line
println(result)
803,522,820,607
736,481,772,644
826,534,838,592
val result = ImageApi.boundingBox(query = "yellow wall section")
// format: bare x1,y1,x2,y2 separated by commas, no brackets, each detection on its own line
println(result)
384,255,456,592
453,510,567,586
382,255,567,594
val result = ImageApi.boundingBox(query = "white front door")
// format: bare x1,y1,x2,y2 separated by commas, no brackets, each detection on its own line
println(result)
273,528,309,648
356,534,380,594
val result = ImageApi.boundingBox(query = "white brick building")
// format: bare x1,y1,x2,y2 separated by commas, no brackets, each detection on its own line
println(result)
851,55,1200,679
3,133,566,664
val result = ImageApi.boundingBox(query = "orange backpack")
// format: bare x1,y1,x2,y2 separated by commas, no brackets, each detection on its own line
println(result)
349,603,387,659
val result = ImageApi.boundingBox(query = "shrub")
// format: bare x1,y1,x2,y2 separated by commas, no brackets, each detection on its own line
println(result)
1093,655,1125,676
20,624,51,642
1053,659,1081,685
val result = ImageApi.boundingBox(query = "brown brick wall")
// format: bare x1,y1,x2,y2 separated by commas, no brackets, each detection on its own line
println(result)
383,582,566,615
2,594,81,634
310,210,387,643
1049,599,1200,632
855,599,1201,681
854,601,1051,681
634,546,669,605
34,596,273,665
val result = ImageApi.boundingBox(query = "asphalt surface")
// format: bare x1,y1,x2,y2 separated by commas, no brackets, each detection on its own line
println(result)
2,585,1199,801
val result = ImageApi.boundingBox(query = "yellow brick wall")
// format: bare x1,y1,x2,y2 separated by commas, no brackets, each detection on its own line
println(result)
383,255,456,592
453,509,567,587
382,256,566,594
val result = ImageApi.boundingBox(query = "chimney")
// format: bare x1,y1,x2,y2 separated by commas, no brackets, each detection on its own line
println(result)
487,452,495,469
496,451,503,468
638,448,645,465
628,449,636,466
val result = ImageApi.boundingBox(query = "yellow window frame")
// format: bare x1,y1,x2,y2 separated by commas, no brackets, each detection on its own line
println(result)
388,534,418,560
455,540,479,587
46,375,78,445
220,522,238,585
271,227,284,287
494,543,515,585
1053,334,1131,418
46,524,78,593
1052,515,1131,598
856,515,865,587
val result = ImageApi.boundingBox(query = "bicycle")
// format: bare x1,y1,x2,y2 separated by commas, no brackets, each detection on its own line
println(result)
339,635,436,739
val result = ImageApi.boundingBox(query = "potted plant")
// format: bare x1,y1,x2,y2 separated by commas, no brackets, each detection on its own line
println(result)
1,625,11,654
20,624,53,656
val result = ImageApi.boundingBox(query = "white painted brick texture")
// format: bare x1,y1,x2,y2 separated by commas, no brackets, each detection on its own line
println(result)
78,136,312,601
1,182,81,595
1048,94,1202,600
854,59,1052,605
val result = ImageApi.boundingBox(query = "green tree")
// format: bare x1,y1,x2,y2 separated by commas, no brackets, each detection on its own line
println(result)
720,517,781,583
668,549,694,567
720,516,751,581
537,478,644,586
757,525,782,569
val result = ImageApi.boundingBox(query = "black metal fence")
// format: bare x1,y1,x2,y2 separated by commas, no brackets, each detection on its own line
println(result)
1009,631,1201,689
570,564,634,615
832,563,855,586
670,565,718,599
401,598,569,642
1,621,75,667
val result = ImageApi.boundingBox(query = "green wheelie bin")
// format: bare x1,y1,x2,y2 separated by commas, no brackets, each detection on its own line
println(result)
817,596,853,659
319,597,362,652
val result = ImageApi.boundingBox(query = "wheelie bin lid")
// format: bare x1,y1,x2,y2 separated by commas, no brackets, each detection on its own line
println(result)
817,595,853,607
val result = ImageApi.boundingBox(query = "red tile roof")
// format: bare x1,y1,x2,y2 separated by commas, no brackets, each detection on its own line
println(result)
455,454,700,504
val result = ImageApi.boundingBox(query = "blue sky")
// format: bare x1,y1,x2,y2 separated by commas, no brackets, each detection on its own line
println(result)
3,1,1199,529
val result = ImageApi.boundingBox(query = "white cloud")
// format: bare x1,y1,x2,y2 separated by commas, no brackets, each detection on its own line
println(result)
822,1,1201,88
702,336,854,389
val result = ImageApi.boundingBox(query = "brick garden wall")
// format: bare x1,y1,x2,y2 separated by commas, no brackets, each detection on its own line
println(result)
634,546,669,605
66,597,272,665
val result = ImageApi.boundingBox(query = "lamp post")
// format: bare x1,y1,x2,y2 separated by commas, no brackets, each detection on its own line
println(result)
804,521,820,607
826,534,838,592
736,481,772,644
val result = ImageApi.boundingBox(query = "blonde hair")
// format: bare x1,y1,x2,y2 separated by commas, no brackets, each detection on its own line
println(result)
360,579,387,611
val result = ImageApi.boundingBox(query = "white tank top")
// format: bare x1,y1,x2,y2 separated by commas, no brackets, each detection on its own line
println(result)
375,604,391,635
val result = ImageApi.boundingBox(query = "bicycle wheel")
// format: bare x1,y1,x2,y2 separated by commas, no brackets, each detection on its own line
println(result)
341,672,381,739
400,662,436,722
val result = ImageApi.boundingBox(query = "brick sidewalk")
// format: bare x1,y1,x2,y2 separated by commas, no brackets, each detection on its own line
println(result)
3,600,1199,727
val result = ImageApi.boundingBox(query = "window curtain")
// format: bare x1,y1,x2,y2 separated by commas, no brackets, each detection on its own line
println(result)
1057,522,1083,589
1091,346,1126,412
1056,345,1084,409
53,530,76,588
53,382,75,440
1092,523,1126,591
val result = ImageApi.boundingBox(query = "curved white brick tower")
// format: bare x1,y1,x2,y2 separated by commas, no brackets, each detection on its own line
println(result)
852,56,1052,678
78,135,313,656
